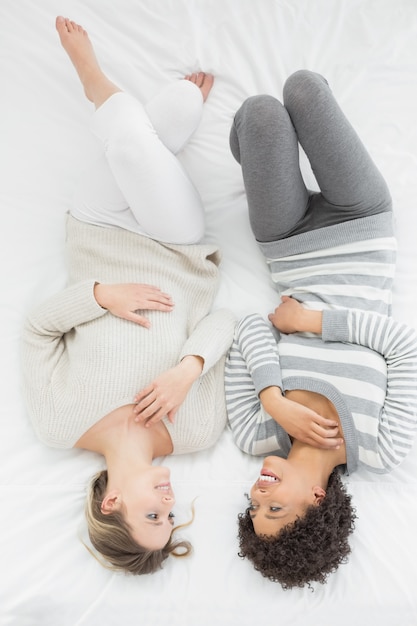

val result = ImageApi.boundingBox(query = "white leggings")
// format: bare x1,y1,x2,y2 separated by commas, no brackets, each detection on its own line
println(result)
72,80,205,244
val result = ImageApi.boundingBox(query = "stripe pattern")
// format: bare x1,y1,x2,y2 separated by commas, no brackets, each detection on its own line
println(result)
267,237,397,314
225,311,417,473
226,228,417,474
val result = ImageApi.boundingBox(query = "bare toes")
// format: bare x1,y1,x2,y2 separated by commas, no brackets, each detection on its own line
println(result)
183,71,214,101
196,72,205,87
200,73,214,101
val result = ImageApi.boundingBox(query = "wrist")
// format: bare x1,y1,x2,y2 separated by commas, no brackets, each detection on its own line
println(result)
299,309,322,334
259,385,283,407
94,283,108,309
179,355,204,381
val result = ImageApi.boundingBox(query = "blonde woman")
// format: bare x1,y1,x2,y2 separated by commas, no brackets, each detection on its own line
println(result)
21,17,235,575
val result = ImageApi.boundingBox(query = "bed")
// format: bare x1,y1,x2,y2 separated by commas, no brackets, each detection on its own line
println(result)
1,1,417,624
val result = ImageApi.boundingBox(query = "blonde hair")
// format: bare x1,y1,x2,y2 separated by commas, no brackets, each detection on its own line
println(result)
84,470,192,574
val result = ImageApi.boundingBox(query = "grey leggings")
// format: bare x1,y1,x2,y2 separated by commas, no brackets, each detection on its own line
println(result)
229,70,392,243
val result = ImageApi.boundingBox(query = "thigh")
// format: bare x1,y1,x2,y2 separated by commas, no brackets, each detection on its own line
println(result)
283,70,392,220
230,95,309,242
71,155,146,233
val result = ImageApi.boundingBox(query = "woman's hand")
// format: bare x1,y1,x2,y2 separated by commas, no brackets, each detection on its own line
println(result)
268,296,322,334
260,387,343,449
94,283,173,328
133,356,204,426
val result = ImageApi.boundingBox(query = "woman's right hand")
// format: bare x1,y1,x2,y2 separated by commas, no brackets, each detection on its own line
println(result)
260,387,343,449
94,283,174,328
133,355,204,426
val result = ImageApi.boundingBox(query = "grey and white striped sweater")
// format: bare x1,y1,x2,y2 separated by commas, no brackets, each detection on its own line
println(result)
225,213,417,474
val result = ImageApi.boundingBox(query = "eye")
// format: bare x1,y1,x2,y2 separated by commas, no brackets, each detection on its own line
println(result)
247,504,258,512
147,513,159,520
270,507,282,512
168,512,175,520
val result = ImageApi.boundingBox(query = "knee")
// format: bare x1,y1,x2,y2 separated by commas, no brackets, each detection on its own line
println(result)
230,95,284,163
234,94,285,138
237,94,282,123
283,69,329,111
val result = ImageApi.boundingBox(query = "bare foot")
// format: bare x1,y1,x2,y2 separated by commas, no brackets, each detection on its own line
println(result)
55,16,120,107
184,72,214,102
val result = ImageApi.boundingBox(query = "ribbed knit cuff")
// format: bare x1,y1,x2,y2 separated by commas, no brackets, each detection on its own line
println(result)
252,363,283,397
322,309,350,343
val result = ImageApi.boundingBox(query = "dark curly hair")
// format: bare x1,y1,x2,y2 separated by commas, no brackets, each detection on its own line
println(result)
237,469,357,590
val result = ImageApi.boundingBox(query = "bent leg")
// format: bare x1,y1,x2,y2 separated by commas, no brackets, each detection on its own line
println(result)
230,95,309,242
283,70,392,227
57,16,205,243
89,92,205,243
73,81,207,240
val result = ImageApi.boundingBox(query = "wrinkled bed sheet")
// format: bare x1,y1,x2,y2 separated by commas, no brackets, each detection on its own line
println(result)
1,1,417,625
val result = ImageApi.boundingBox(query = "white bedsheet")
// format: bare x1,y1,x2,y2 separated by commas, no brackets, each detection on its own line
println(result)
1,1,417,624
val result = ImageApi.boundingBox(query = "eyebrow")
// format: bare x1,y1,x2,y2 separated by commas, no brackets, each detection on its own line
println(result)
145,519,175,527
250,512,288,521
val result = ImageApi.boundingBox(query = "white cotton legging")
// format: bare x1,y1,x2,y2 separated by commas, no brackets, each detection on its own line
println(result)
72,80,205,244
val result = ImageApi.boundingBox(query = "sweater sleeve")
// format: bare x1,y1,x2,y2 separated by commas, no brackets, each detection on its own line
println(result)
224,314,290,456
322,308,417,469
179,308,236,374
21,280,107,423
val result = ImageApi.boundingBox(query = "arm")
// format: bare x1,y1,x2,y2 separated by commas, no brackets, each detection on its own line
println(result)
322,307,417,469
271,297,417,468
179,308,237,374
21,280,107,430
225,315,291,456
22,280,172,381
133,308,236,426
227,314,342,450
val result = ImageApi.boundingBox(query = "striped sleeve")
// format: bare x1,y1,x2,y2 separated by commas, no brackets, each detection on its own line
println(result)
225,314,291,456
322,309,417,471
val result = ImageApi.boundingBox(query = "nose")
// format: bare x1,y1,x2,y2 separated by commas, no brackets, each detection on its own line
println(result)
254,483,273,496
162,494,175,504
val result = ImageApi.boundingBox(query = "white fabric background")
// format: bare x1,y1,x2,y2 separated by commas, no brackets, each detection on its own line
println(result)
1,1,417,625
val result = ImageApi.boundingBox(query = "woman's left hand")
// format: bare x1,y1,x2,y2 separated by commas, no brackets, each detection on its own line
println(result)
94,282,174,328
133,356,204,426
269,296,323,334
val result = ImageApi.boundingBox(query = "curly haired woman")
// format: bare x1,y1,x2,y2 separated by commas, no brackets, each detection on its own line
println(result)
225,70,417,589
21,17,235,575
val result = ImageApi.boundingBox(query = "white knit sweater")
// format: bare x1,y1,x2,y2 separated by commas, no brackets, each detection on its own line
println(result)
21,215,235,452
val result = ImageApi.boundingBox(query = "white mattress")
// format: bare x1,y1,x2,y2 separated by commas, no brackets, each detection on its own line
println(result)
1,1,417,624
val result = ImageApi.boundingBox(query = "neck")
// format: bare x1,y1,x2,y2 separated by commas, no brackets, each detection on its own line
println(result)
287,439,346,487
76,404,173,472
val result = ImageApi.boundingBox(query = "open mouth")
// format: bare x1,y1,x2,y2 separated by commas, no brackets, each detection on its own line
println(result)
257,470,279,483
155,482,172,491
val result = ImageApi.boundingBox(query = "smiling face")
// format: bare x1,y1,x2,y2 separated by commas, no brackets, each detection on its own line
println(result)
102,465,176,551
249,456,325,537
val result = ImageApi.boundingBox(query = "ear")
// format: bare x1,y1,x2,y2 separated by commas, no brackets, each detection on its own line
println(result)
100,490,121,515
312,486,326,505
